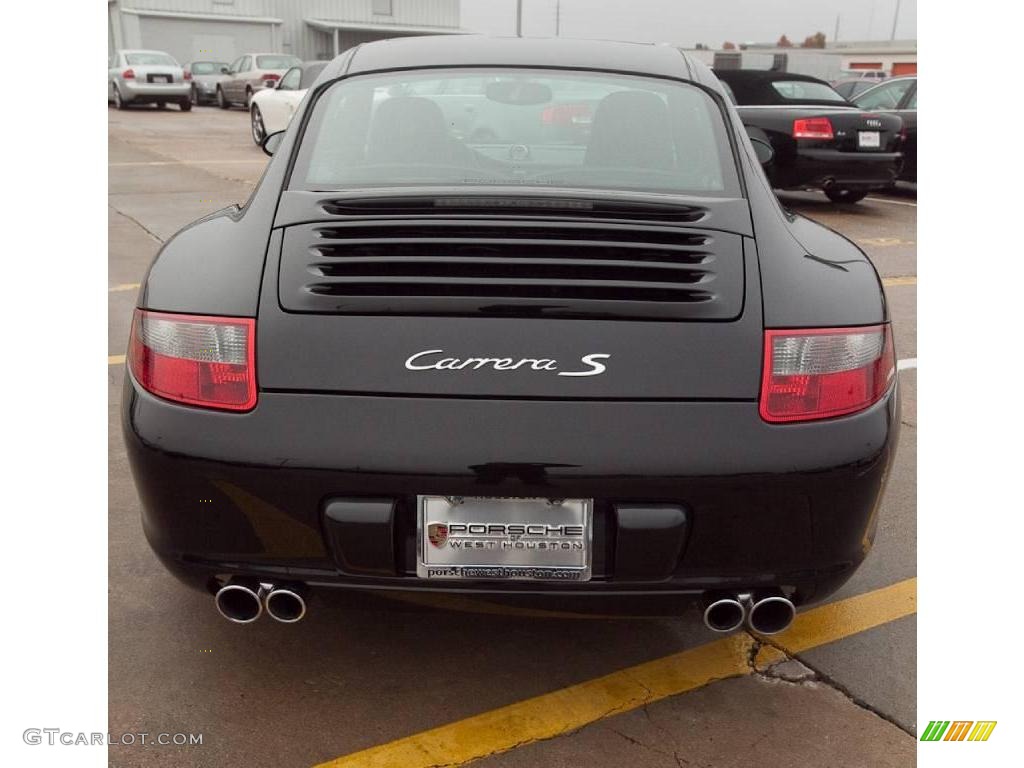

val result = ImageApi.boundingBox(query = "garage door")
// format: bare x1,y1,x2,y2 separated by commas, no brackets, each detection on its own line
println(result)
892,62,917,76
139,17,274,66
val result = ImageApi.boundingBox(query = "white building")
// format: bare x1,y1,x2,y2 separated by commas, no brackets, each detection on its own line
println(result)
108,0,463,64
686,39,916,82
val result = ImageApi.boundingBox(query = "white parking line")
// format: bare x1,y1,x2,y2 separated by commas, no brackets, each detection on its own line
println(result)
866,197,917,207
897,358,917,371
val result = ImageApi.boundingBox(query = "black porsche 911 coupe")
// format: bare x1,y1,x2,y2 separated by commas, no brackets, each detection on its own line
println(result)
123,37,899,634
714,69,904,203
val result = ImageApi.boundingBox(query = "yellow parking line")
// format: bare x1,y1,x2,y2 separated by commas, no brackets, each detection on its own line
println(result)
314,578,916,768
109,283,140,292
882,276,916,286
109,355,125,365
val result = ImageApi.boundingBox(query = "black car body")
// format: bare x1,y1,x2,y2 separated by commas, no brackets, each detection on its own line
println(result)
853,76,917,183
123,37,899,630
715,69,903,203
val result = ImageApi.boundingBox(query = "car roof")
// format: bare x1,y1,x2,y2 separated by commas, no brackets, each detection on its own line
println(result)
120,49,173,55
319,36,704,84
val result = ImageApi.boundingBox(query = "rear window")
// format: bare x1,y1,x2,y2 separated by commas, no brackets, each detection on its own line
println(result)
190,62,227,75
257,55,301,70
126,52,177,66
770,80,847,102
291,68,740,197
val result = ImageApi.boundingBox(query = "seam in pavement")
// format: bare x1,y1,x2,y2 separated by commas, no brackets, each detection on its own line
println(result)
110,204,164,244
748,633,915,738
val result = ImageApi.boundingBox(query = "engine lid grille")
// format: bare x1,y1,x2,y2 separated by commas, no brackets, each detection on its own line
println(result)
278,218,745,321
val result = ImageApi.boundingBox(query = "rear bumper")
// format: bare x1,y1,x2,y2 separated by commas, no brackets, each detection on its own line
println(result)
771,149,901,191
121,81,190,102
123,378,899,606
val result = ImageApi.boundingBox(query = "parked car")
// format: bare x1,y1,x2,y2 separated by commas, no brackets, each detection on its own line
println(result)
108,49,191,111
832,78,880,100
853,76,917,183
124,37,898,632
837,69,888,81
249,61,328,145
183,60,230,106
714,69,902,203
216,53,302,109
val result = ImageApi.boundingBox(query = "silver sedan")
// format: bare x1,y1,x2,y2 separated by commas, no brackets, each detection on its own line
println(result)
109,49,191,111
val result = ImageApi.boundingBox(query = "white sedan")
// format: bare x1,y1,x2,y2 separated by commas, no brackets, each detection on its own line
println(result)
250,61,327,146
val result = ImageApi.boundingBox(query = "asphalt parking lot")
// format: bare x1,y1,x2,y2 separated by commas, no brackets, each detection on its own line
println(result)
108,104,917,768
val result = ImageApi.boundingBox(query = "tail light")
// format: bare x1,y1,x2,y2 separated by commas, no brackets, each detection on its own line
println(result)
792,117,833,140
122,68,135,80
760,325,895,423
541,103,591,125
263,73,280,82
128,310,257,412
184,70,192,81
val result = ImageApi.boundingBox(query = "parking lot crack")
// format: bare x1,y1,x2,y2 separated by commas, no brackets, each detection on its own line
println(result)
754,634,915,738
109,204,164,244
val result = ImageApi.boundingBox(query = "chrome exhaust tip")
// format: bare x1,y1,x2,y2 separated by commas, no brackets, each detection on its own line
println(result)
747,591,796,635
702,595,746,633
214,581,266,624
265,585,307,624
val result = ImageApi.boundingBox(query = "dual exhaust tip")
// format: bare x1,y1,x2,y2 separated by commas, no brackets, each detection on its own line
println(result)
214,581,307,624
703,590,796,635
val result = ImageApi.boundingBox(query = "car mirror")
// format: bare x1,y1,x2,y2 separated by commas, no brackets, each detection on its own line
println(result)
221,66,230,74
262,131,285,157
749,137,774,166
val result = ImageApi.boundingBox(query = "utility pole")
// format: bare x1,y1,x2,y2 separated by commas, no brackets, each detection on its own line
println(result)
890,0,901,40
515,0,523,37
833,14,840,43
555,0,561,37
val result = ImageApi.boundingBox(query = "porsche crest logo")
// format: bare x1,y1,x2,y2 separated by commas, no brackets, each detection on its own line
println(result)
427,523,449,548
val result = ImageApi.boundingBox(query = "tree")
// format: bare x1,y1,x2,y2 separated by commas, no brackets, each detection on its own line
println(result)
722,41,736,50
801,32,827,49
777,34,793,48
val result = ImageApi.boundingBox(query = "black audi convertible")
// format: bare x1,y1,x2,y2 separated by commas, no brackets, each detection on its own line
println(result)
714,69,904,203
123,37,899,634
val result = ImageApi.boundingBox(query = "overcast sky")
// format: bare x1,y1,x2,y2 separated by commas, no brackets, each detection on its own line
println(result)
460,0,917,46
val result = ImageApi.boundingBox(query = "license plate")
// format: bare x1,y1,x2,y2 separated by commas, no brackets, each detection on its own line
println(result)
153,75,171,83
417,496,592,581
858,131,881,148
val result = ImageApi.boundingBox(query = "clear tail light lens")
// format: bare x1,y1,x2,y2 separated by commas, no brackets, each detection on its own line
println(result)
760,325,895,423
792,117,834,139
128,310,257,412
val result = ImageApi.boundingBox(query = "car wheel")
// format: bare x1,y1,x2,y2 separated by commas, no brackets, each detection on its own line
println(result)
244,87,253,109
179,98,192,112
217,87,230,109
113,84,127,110
824,187,868,204
250,104,266,146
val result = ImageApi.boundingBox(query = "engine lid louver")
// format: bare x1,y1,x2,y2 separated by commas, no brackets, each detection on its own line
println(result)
278,216,744,321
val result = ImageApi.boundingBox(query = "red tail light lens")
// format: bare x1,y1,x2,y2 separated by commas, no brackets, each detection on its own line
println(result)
263,73,280,81
122,68,135,80
541,103,591,125
184,70,192,81
792,117,833,139
128,310,257,412
760,325,895,423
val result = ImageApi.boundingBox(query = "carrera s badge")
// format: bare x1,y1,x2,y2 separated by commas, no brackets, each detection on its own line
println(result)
405,349,610,377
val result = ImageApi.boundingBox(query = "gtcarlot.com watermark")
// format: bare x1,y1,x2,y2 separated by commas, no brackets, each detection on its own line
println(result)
23,729,203,746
